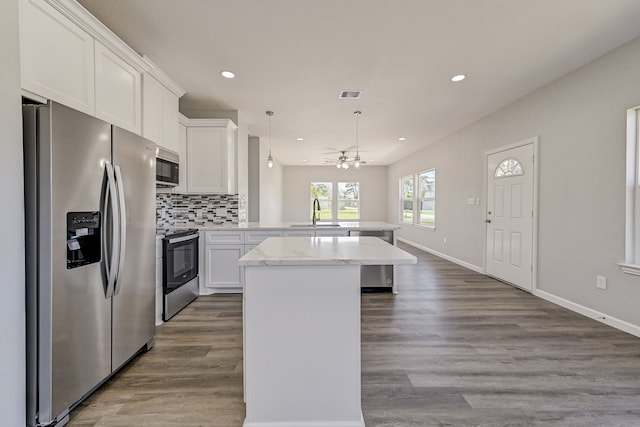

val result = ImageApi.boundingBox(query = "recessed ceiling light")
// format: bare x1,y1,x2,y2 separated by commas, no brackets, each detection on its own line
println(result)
302,159,307,163
296,137,304,141
220,70,235,79
451,74,466,82
398,137,407,141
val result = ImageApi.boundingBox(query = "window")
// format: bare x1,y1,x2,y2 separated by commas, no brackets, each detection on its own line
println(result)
400,175,414,223
400,171,436,227
495,158,523,177
310,181,360,220
337,182,360,220
310,182,333,220
418,169,436,228
621,107,640,275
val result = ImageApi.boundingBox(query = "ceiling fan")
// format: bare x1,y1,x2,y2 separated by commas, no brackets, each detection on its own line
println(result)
324,151,366,169
324,111,366,169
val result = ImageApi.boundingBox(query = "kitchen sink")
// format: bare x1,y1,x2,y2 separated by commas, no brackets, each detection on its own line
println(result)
289,223,341,227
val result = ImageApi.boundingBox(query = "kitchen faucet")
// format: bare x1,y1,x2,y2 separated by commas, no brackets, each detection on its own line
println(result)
312,198,321,225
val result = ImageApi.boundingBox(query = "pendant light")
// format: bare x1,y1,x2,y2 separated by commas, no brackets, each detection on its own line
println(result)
266,110,274,168
353,111,362,168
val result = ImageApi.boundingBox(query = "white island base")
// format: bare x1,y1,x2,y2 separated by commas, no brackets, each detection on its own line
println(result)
243,264,364,427
240,237,417,427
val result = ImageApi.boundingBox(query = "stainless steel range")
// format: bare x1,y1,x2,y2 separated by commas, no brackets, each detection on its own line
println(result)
159,229,199,320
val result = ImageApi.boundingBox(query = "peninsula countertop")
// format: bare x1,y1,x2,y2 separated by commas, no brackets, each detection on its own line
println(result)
238,236,417,266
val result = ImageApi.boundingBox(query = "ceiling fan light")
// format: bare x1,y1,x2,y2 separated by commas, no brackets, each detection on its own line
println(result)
336,163,341,169
343,163,349,170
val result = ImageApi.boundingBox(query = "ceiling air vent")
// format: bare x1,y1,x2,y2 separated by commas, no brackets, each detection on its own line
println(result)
339,90,361,99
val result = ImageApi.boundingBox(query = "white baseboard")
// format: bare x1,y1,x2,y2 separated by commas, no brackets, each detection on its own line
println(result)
397,237,483,273
534,289,640,339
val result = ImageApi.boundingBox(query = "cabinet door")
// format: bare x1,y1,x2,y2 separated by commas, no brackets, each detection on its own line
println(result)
175,122,188,193
19,0,95,115
95,41,142,134
142,74,163,144
187,127,229,193
205,244,244,288
162,89,180,153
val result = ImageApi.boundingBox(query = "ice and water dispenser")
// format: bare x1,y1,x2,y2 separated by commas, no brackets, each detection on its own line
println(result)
66,211,101,269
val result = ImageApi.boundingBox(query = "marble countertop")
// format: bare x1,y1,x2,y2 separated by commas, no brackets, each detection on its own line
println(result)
162,221,400,231
238,236,417,266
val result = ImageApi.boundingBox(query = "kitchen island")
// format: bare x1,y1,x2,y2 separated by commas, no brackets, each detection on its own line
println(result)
238,236,416,427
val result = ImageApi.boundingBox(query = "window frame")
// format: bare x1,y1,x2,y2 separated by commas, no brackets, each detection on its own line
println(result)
399,175,415,224
417,169,436,229
620,107,640,275
310,181,360,221
310,182,334,221
337,181,360,220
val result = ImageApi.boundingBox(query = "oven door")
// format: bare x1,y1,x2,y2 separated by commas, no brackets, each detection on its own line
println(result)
163,234,199,294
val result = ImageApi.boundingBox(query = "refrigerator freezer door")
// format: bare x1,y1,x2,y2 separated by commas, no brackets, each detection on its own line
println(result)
36,103,113,422
111,126,156,370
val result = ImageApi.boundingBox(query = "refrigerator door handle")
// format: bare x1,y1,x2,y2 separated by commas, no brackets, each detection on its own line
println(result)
103,162,120,298
113,164,127,296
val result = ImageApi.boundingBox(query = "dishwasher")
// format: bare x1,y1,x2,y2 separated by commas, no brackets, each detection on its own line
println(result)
348,230,394,290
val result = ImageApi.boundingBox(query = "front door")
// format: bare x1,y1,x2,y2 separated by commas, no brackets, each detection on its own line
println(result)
486,143,535,291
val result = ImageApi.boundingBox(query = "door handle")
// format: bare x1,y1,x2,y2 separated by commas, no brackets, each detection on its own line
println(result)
113,165,127,296
103,162,119,299
485,219,492,223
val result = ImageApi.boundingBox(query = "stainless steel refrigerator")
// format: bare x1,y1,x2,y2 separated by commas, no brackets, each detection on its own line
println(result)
24,102,156,427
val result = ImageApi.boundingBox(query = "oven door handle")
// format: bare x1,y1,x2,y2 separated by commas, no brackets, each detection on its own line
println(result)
167,234,198,244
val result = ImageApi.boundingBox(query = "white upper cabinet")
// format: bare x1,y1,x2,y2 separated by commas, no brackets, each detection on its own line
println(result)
19,0,95,115
19,0,187,140
186,119,238,194
94,41,142,134
141,56,184,153
174,116,188,194
162,88,180,152
142,74,164,144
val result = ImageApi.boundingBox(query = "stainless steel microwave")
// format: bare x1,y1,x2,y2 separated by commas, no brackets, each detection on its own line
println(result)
156,147,179,187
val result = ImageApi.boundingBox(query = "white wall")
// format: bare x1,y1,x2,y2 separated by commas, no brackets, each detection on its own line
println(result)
248,136,260,222
283,166,388,222
388,35,640,329
259,139,283,223
1,0,26,424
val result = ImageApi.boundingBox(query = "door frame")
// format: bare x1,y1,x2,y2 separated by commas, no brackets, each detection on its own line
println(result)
482,136,539,292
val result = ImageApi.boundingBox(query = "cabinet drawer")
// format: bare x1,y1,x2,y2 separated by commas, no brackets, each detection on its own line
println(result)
206,230,244,244
315,228,350,237
244,231,283,245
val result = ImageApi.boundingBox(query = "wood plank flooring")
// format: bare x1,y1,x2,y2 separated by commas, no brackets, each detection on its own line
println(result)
68,242,640,426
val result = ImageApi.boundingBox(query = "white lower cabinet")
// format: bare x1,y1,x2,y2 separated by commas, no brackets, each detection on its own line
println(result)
203,230,283,293
205,244,245,289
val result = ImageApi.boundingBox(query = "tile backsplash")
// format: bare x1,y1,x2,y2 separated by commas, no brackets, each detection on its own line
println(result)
156,194,238,227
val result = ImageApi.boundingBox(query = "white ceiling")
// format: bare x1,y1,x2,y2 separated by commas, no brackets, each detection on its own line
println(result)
78,0,640,166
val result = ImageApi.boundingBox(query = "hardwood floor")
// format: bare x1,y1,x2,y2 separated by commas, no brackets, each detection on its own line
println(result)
68,242,640,426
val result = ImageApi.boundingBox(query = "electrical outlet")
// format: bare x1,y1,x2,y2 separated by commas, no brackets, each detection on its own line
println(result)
467,198,475,205
596,275,607,290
